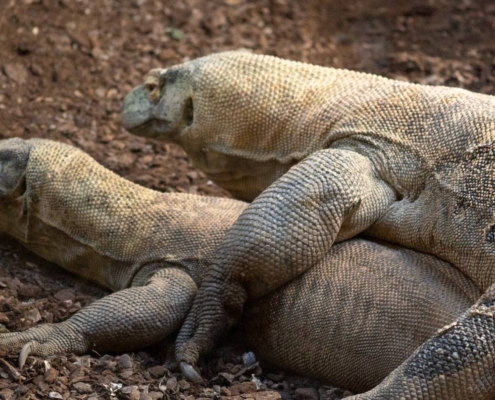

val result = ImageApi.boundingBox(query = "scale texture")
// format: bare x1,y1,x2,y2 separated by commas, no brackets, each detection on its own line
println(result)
0,139,492,397
122,51,495,398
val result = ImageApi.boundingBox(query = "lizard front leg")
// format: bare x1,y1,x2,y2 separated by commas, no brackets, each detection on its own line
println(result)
0,268,196,368
175,148,396,380
350,283,495,400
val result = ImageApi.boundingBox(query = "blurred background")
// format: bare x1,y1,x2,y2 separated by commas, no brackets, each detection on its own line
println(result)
1,0,494,197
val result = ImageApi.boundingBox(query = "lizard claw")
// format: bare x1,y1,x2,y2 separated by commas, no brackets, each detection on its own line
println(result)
19,341,33,368
179,361,203,383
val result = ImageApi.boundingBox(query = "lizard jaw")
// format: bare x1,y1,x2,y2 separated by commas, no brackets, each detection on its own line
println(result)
122,84,177,140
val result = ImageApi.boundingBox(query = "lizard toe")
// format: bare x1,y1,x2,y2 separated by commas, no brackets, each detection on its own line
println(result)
0,328,47,352
0,323,89,367
179,361,203,383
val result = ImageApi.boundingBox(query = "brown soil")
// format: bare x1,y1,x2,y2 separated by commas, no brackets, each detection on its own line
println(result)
0,0,495,398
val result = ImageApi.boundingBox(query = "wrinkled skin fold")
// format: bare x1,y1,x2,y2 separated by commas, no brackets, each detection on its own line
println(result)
1,139,495,398
122,52,495,393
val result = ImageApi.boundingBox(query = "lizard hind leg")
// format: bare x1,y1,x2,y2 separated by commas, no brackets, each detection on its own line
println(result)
175,148,396,378
0,268,197,368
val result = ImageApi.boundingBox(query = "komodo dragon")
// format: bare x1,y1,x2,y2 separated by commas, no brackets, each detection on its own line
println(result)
122,51,495,393
0,138,491,398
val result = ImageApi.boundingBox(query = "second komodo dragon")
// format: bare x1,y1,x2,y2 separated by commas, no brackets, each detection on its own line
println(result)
122,51,495,396
0,138,491,398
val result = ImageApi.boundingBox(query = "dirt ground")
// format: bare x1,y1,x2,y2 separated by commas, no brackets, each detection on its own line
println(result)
1,0,495,399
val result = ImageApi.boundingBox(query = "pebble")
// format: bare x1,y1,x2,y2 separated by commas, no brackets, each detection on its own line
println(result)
229,381,258,396
44,368,59,384
73,382,92,394
178,379,190,390
147,365,166,378
294,388,319,400
118,354,133,369
166,376,178,391
0,389,14,400
122,385,140,400
3,63,29,85
26,307,42,323
14,385,29,396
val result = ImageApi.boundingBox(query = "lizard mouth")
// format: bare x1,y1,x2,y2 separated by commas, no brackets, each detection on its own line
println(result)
127,118,171,138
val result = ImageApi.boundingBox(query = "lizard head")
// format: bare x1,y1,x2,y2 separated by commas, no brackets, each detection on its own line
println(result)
0,138,31,199
122,66,194,143
0,138,31,234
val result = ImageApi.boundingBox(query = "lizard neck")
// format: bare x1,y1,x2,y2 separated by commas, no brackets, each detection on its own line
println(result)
176,52,388,199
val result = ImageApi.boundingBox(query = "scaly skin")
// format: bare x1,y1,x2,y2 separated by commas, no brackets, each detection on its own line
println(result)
238,239,481,395
0,137,246,365
1,138,494,398
122,52,495,391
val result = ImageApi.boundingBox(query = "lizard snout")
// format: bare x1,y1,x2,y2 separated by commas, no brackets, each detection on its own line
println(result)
0,138,31,199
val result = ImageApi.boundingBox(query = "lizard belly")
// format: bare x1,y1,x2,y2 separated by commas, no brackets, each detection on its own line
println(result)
19,216,138,292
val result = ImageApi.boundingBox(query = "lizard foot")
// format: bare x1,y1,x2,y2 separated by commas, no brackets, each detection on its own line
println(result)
175,279,246,379
0,323,88,368
1,269,198,368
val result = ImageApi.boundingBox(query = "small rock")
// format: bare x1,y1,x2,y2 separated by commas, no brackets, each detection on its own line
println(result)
121,386,140,400
266,372,285,383
214,372,235,384
140,395,152,400
14,385,29,396
200,388,215,398
73,382,92,394
294,388,319,400
178,380,190,390
229,381,258,396
129,139,145,152
118,354,133,369
167,28,185,41
44,367,59,384
319,387,344,399
220,387,231,396
96,87,106,98
253,392,282,400
98,354,115,367
26,308,41,324
120,369,134,378
147,365,166,378
0,313,9,324
148,392,164,400
159,48,179,61
166,376,178,391
48,392,63,400
242,351,256,367
0,388,14,400
54,289,75,302
3,63,29,85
